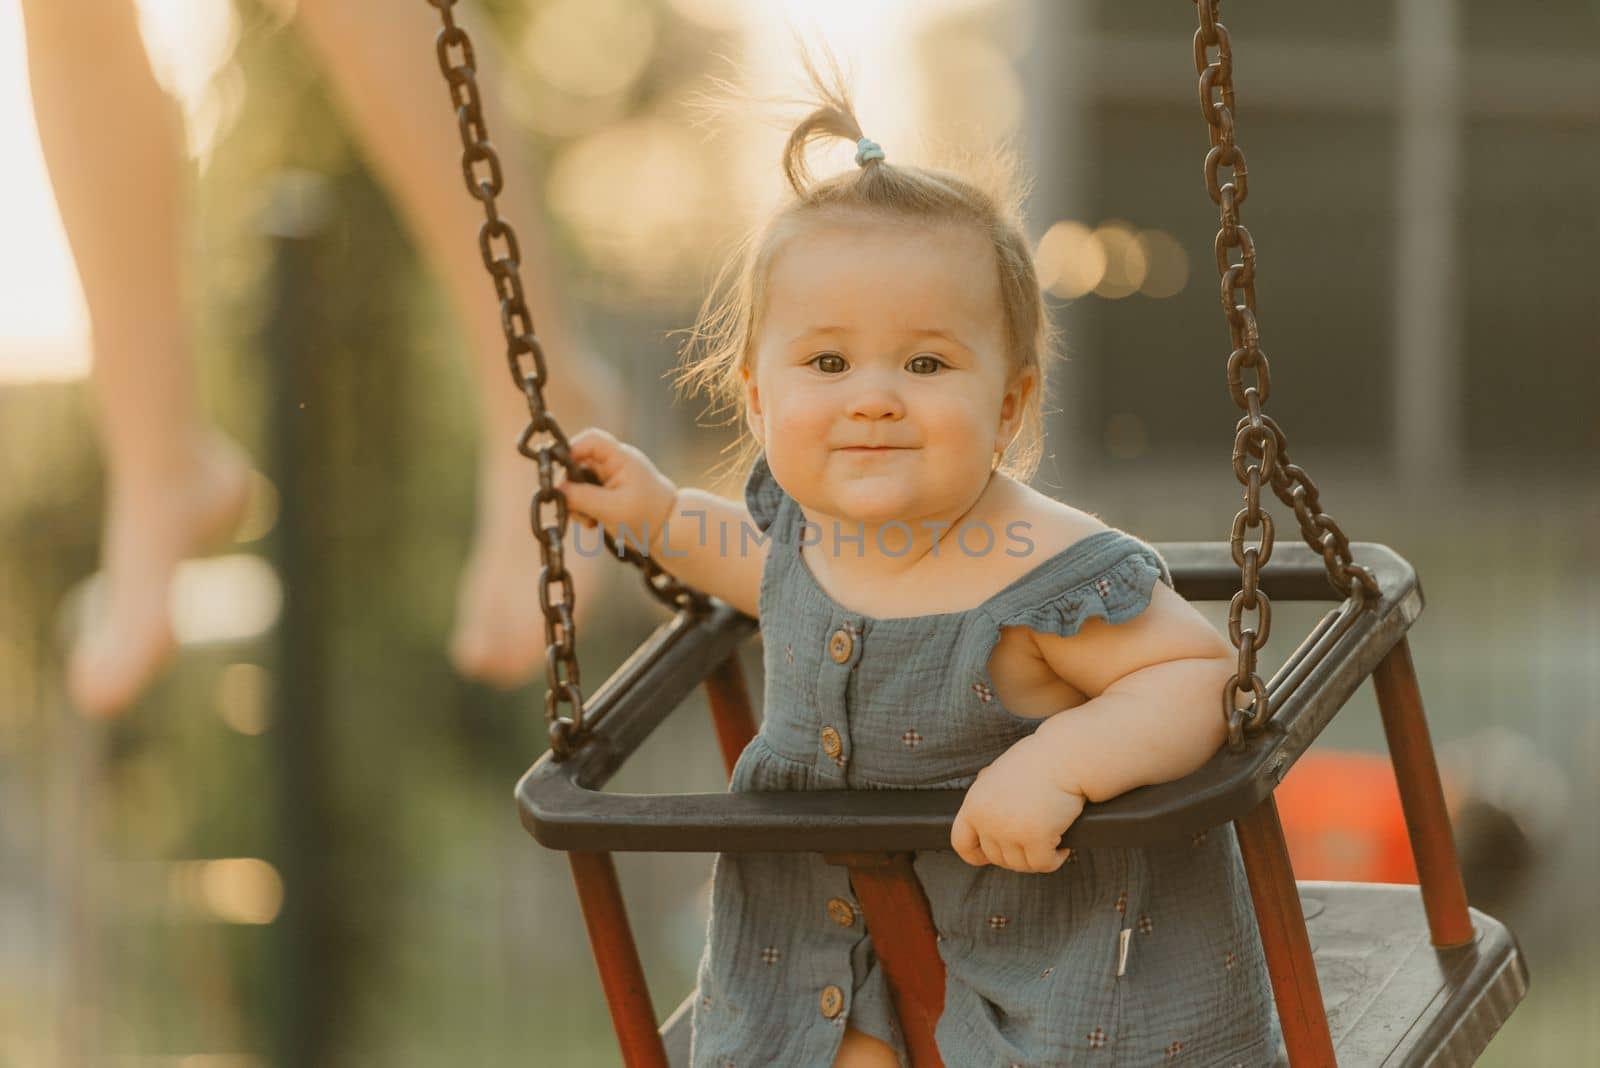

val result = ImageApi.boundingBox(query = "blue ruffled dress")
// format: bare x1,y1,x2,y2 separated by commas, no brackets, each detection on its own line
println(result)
689,452,1281,1067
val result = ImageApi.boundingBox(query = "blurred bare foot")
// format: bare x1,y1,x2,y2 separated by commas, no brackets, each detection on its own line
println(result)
451,352,630,689
449,484,612,689
68,431,253,717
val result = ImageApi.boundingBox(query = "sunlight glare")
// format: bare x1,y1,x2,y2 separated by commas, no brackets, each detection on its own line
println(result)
1134,229,1189,299
1091,220,1147,299
666,0,744,32
0,1,89,382
1035,221,1107,300
735,0,924,218
547,117,718,293
524,0,656,99
216,662,272,736
170,554,283,646
168,857,284,925
0,0,239,384
132,0,242,166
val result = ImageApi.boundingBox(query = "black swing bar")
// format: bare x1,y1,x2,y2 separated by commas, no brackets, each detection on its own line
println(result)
523,542,1409,852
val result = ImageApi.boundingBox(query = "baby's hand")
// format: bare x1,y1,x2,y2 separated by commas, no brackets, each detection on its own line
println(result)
951,732,1086,873
560,428,678,549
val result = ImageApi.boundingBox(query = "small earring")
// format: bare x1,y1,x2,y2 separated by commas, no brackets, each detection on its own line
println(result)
991,447,1003,472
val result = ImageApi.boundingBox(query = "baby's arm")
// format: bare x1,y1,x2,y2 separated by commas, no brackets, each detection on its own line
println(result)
1025,582,1234,802
645,487,767,619
560,429,766,618
952,582,1233,872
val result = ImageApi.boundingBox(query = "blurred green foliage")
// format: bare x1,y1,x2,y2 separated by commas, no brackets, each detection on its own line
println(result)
2,1,1596,1065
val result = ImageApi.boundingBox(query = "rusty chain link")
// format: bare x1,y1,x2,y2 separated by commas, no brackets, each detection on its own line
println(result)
426,1,707,760
1192,0,1381,749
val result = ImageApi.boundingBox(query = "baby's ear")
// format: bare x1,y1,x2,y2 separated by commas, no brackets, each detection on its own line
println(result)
994,369,1033,446
743,369,765,438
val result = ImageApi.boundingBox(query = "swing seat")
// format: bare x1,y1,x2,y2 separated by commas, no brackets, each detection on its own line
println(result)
517,541,1530,1066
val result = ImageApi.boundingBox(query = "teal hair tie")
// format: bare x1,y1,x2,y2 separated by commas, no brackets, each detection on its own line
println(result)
854,137,886,166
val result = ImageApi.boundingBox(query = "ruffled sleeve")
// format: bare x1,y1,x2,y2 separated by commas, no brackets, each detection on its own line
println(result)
988,531,1174,639
742,450,789,539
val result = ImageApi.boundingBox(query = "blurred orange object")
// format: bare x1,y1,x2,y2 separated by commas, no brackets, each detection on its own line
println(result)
1274,749,1459,885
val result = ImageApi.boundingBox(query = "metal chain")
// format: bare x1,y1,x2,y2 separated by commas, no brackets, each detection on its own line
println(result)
425,1,706,760
1192,0,1381,749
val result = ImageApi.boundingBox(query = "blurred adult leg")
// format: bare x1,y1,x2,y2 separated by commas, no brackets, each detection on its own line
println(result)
20,0,252,717
286,0,630,686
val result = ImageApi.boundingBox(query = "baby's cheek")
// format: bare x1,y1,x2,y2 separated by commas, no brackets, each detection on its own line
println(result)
768,406,830,443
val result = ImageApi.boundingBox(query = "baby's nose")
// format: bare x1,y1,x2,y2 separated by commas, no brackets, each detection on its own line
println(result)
845,376,906,419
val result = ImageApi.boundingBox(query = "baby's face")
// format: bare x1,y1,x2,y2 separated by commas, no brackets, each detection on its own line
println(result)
744,213,1032,532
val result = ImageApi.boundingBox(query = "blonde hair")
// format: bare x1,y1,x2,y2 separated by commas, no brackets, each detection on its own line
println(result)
673,53,1056,487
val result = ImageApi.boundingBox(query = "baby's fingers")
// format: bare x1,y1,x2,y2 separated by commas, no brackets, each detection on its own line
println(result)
951,812,987,867
997,840,1033,874
979,833,1011,870
558,478,612,529
1023,837,1071,874
566,428,626,480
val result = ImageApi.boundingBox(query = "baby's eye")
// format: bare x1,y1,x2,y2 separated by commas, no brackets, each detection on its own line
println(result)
808,352,847,374
908,353,947,375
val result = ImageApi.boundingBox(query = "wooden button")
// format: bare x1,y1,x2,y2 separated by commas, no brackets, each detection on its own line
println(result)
820,725,843,760
819,984,845,1019
828,627,853,663
826,898,856,927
